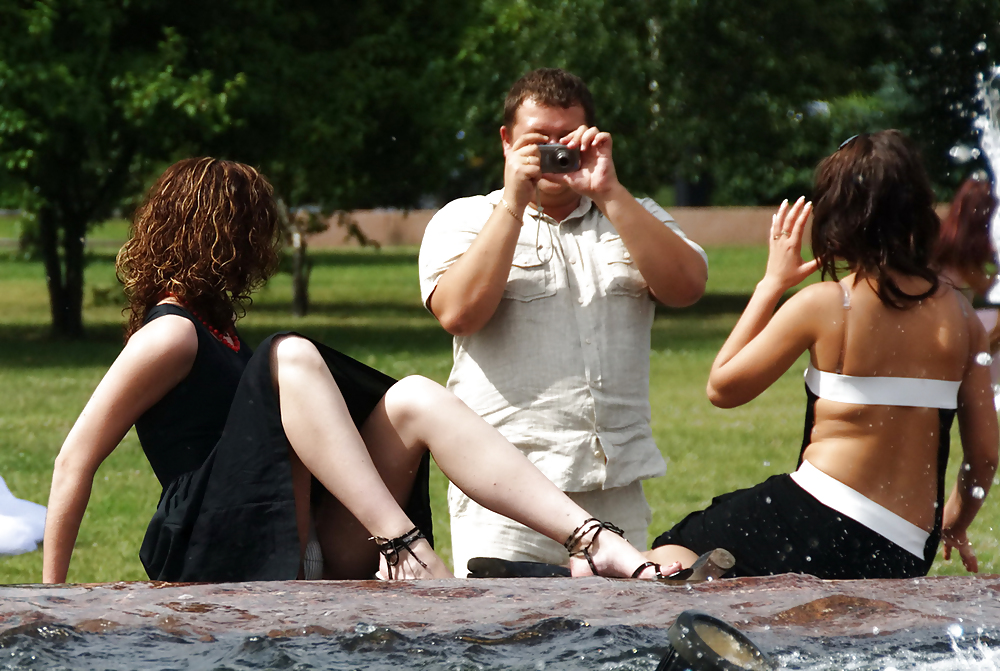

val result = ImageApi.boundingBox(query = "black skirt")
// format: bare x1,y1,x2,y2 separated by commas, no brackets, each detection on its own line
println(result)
139,333,433,582
651,473,930,580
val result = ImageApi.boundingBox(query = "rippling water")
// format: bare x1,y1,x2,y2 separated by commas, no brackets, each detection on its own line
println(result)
2,618,998,671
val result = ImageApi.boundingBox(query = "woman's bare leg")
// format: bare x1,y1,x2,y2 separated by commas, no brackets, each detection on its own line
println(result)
273,337,450,579
361,375,679,578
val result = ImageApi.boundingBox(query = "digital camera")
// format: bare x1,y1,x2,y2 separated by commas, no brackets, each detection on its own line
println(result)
538,144,580,173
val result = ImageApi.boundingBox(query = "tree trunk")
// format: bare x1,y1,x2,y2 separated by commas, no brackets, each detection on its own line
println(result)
291,230,309,317
38,205,86,339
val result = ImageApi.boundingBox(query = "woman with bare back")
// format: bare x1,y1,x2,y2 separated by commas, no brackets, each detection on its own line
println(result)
647,131,998,579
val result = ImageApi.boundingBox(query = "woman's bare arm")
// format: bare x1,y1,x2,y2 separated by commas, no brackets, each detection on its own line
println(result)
941,311,1000,572
42,316,198,583
707,197,822,407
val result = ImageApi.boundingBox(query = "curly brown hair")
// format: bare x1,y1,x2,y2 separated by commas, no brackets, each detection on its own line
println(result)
117,157,281,339
811,130,940,309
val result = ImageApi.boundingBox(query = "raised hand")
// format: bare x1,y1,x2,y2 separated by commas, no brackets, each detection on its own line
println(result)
503,131,547,211
764,196,819,292
544,125,618,197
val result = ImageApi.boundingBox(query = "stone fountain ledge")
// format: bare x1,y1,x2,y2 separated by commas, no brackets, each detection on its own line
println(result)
1,574,996,641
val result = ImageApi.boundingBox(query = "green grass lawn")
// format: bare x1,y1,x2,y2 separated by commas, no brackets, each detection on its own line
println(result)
0,245,995,583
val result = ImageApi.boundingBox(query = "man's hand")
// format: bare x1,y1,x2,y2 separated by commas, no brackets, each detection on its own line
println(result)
543,125,618,198
503,131,547,211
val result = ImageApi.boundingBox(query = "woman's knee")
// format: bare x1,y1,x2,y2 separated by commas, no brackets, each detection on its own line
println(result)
383,375,452,423
273,335,324,371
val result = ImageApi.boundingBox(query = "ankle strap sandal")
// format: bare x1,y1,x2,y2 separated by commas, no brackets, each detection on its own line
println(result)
564,517,674,579
564,517,629,576
370,527,428,579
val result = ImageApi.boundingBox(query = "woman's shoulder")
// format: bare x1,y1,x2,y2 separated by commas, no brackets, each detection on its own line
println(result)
783,279,851,312
128,307,199,368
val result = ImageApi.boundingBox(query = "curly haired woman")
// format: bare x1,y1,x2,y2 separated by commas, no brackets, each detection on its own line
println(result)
43,158,673,582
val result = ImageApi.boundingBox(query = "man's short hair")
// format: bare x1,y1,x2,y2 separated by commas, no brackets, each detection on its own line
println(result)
503,68,596,130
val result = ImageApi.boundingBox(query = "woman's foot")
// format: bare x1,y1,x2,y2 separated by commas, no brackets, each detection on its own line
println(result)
565,519,682,579
372,528,454,579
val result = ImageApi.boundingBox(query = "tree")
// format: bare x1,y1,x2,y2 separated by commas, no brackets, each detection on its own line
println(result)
444,0,890,206
0,1,242,337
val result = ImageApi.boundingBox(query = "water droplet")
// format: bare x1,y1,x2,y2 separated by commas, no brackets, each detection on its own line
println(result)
975,41,987,52
872,626,880,635
764,496,772,504
971,486,985,499
762,461,770,467
951,144,975,163
975,351,993,366
948,623,964,639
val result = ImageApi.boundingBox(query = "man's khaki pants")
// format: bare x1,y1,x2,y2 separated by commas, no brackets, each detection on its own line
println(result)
448,480,651,577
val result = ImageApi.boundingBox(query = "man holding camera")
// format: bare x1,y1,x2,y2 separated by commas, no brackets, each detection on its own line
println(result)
418,68,708,575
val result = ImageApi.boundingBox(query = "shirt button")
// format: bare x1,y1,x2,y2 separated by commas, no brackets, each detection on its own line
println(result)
623,251,631,260
570,258,577,264
584,338,591,344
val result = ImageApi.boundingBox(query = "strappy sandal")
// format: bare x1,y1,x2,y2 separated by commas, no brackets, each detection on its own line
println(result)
564,517,664,579
651,548,736,583
370,527,428,580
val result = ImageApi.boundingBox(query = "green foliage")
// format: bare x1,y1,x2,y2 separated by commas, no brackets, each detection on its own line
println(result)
199,0,473,210
0,0,245,336
882,0,1000,194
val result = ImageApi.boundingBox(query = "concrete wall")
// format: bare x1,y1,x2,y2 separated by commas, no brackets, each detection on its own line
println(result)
308,204,954,249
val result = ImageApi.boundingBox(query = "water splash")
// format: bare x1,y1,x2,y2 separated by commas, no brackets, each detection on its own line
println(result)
973,66,1000,303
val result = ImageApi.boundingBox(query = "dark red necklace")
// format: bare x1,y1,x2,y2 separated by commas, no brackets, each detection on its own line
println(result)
165,295,241,353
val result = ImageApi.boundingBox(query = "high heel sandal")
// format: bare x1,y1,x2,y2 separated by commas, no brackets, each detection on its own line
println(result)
564,517,663,579
370,527,428,580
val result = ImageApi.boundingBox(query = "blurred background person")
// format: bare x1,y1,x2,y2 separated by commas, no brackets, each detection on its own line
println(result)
934,176,1000,405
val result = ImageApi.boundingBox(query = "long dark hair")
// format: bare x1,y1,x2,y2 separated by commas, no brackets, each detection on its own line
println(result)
810,130,940,308
933,176,997,271
117,158,281,339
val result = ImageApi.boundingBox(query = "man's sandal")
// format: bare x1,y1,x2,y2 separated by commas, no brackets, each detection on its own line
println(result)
370,526,428,580
467,557,571,578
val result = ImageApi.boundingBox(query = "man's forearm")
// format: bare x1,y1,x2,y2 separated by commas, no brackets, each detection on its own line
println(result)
594,185,707,307
428,204,522,336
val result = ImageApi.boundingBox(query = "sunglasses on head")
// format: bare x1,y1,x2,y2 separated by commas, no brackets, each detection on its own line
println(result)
839,134,859,149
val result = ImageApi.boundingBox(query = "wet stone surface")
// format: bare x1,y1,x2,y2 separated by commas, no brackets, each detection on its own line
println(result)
1,574,997,640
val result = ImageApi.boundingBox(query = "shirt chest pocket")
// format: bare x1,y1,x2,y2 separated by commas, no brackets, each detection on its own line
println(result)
504,240,557,302
596,235,647,298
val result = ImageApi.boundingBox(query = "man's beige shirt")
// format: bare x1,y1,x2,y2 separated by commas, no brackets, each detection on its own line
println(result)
418,189,707,491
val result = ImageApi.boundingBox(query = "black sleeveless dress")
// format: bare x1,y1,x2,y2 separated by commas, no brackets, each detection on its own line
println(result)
135,304,433,582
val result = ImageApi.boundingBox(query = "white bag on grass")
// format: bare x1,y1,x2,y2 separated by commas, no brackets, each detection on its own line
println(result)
0,475,46,555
